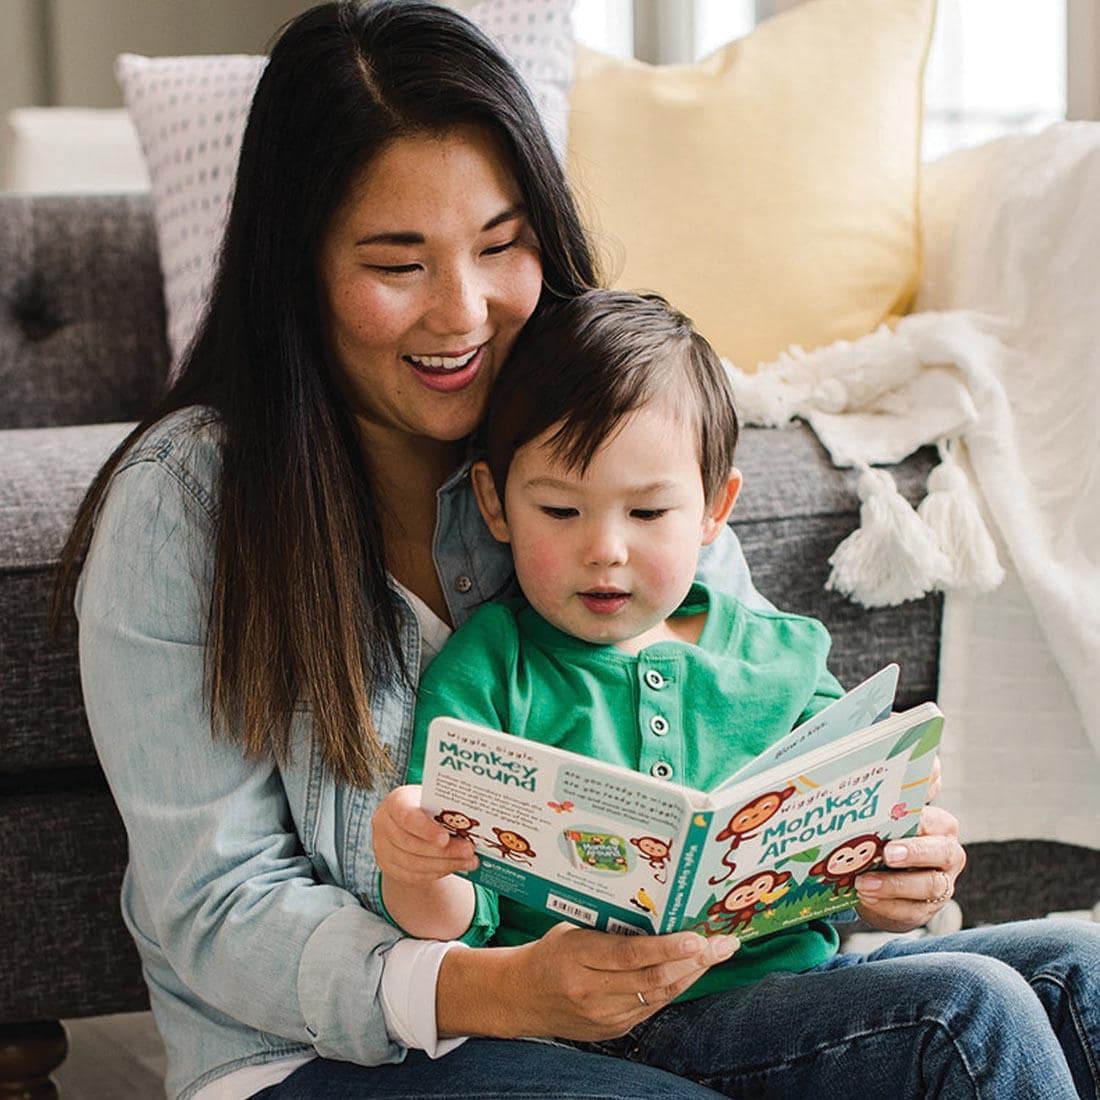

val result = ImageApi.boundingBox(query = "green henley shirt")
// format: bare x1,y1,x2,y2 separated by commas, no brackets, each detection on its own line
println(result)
408,581,846,998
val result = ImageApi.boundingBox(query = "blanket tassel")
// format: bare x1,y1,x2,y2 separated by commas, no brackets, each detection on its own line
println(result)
827,466,950,607
917,442,1005,592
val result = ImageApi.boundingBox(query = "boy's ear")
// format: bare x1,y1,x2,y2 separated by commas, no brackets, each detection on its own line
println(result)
471,460,511,544
701,468,742,545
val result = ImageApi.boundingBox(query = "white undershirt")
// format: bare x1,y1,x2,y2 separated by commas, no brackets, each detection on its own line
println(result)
194,584,463,1099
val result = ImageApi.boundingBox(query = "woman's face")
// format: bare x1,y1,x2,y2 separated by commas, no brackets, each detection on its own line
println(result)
318,123,543,451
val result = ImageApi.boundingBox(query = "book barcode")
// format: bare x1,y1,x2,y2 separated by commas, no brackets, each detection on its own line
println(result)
606,918,645,936
546,894,598,926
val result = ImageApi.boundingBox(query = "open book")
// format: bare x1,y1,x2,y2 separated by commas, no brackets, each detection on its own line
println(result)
419,665,943,939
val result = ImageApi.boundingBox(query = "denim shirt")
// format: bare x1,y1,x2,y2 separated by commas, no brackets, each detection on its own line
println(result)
75,406,769,1100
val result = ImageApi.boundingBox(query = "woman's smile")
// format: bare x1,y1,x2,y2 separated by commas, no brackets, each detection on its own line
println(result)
403,343,486,393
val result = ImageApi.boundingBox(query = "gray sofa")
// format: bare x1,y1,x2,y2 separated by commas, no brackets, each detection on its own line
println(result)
1,192,1097,1091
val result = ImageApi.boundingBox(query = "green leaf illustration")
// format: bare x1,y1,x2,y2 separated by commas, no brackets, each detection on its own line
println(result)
777,846,821,867
887,718,942,760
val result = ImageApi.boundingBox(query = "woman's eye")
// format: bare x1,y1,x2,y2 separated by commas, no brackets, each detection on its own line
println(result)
482,239,518,257
631,509,668,521
370,263,422,275
540,506,577,520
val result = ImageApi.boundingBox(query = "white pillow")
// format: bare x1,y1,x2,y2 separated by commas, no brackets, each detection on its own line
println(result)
117,0,575,367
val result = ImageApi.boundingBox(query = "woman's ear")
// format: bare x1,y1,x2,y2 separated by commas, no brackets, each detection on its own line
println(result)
471,461,512,544
701,468,742,545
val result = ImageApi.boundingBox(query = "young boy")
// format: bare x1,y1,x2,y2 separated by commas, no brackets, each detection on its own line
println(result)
374,289,844,999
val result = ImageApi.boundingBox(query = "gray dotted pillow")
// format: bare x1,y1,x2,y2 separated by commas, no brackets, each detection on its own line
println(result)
116,0,575,371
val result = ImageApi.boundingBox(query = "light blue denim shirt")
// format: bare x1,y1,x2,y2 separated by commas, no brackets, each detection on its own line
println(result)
75,406,770,1099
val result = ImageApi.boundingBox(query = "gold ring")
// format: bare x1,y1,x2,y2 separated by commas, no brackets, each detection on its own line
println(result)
927,871,952,905
636,991,649,1007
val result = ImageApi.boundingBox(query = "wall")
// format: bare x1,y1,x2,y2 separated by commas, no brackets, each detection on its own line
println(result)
0,0,313,117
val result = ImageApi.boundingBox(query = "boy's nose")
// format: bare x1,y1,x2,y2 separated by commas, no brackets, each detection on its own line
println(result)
585,524,628,567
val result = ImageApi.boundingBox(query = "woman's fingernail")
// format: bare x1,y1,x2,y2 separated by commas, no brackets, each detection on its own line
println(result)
709,936,740,961
884,843,908,863
859,875,883,891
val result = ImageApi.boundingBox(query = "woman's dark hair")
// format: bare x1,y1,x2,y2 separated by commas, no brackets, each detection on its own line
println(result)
483,289,739,506
53,0,596,788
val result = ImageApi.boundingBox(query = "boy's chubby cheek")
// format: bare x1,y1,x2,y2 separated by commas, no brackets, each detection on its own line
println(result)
511,539,566,603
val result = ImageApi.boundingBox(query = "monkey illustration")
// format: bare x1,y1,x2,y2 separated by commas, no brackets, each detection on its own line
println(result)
629,835,674,884
809,833,886,896
433,809,480,842
708,787,796,885
703,870,793,935
483,827,537,865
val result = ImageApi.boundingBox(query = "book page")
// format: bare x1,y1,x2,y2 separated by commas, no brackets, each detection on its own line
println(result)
681,707,942,940
710,664,899,794
420,718,697,934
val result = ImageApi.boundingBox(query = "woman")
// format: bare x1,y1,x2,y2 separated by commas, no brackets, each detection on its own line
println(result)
55,3,1097,1099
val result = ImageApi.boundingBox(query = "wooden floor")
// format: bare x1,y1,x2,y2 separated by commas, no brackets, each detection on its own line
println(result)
56,1013,165,1099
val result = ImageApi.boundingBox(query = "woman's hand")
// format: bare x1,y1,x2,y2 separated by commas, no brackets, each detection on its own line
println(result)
371,784,478,884
854,802,966,933
437,923,740,1042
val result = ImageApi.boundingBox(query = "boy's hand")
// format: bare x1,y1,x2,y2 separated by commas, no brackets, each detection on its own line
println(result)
372,784,479,884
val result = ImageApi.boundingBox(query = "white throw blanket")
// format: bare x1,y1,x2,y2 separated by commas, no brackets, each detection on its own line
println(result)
728,124,1100,848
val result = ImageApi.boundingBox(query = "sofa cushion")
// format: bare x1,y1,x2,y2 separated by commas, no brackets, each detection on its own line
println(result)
566,0,935,370
0,194,169,430
734,426,941,710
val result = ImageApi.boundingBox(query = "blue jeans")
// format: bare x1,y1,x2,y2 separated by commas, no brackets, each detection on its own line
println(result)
583,918,1099,1099
256,918,1099,1099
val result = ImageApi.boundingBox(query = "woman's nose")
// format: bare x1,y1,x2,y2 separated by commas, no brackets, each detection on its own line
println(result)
426,264,489,336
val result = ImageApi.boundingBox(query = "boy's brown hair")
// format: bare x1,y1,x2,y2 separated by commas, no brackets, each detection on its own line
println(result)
482,289,739,504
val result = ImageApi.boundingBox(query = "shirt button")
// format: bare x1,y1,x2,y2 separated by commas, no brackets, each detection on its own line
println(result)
643,669,666,690
649,715,669,736
453,575,473,594
650,761,673,780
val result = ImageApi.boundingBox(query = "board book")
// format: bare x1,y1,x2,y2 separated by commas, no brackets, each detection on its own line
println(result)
419,665,943,940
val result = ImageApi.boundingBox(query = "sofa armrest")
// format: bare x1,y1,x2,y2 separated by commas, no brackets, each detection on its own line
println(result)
0,193,169,429
0,422,133,773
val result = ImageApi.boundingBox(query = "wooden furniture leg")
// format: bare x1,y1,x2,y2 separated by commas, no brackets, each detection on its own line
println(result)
0,1022,68,1099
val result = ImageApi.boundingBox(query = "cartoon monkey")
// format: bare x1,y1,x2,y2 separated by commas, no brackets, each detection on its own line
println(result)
703,870,793,935
433,809,480,842
809,833,886,896
629,835,674,884
708,787,796,885
483,827,537,865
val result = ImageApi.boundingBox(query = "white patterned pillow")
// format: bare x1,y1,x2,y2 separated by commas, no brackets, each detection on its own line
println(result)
117,0,575,368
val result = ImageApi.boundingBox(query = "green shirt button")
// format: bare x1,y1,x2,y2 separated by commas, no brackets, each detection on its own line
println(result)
649,715,669,736
650,761,673,779
644,669,666,690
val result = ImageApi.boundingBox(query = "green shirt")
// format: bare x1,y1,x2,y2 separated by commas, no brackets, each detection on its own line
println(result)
408,582,845,998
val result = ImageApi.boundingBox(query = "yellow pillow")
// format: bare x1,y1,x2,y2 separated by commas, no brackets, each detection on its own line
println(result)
566,0,935,371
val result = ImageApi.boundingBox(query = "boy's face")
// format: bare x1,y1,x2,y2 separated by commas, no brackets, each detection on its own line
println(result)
473,402,740,651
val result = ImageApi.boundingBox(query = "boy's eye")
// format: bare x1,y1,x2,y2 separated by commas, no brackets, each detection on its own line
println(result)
540,506,578,520
631,509,668,521
371,263,422,275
